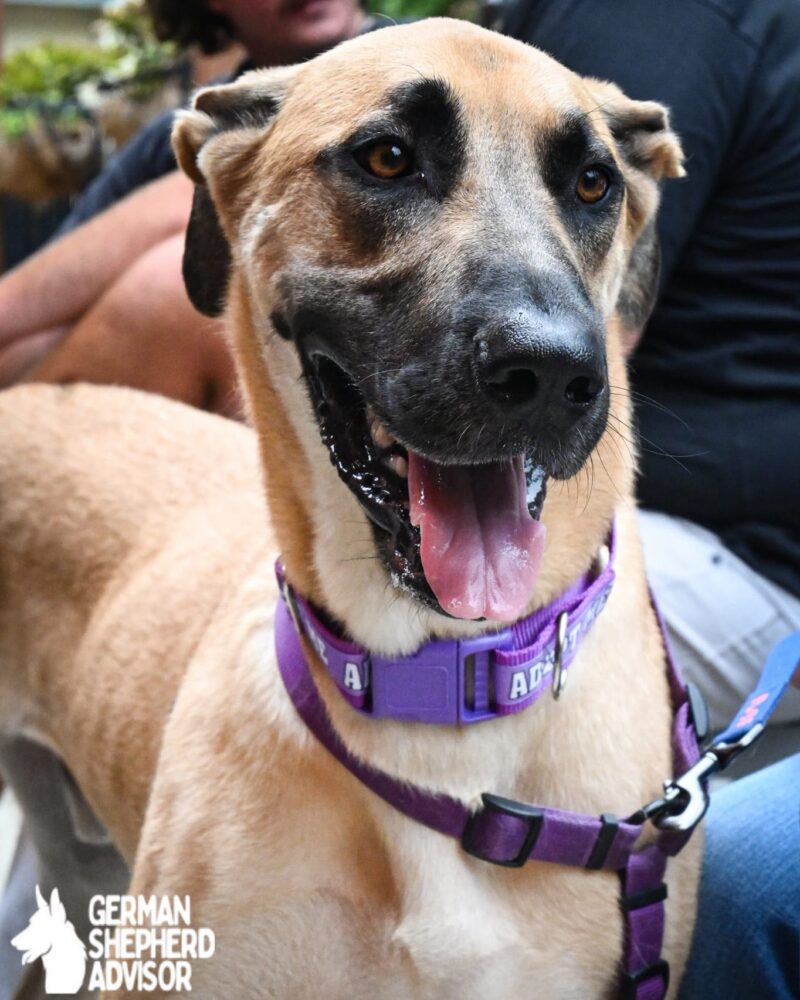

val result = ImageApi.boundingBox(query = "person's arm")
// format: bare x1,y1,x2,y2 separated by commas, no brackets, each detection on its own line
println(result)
0,170,193,347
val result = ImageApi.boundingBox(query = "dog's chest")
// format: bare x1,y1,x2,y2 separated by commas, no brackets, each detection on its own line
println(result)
371,822,622,999
219,864,618,1000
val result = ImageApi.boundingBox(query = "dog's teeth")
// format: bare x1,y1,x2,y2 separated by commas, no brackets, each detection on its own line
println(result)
370,418,395,450
388,454,408,478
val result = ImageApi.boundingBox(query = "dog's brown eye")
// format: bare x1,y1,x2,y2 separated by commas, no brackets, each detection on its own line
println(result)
576,167,610,204
360,142,413,179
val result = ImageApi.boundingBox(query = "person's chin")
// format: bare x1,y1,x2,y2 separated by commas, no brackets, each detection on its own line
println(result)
284,0,360,51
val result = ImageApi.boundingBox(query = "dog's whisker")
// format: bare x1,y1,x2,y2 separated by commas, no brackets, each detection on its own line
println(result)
583,99,615,118
455,420,474,451
608,384,690,428
595,446,624,503
579,454,594,515
603,424,633,466
354,366,406,386
605,416,637,453
607,412,704,470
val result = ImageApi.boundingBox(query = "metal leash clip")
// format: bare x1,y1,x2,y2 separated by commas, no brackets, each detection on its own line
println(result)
281,572,303,634
631,722,766,833
551,612,569,700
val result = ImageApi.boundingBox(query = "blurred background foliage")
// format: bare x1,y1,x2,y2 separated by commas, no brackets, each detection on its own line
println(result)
0,0,478,205
0,0,475,141
0,1,190,207
367,0,474,21
0,3,178,138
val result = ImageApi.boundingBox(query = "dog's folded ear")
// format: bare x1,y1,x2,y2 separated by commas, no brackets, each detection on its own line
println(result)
172,69,295,317
590,81,685,183
587,79,685,340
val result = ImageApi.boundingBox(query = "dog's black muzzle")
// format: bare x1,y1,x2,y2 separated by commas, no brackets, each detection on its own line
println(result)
378,282,609,479
283,259,610,611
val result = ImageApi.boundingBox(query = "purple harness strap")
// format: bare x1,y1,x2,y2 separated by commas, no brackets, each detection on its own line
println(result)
274,549,800,999
275,595,695,1000
276,597,646,863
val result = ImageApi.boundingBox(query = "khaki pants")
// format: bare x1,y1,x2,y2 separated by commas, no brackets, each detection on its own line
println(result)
638,510,800,737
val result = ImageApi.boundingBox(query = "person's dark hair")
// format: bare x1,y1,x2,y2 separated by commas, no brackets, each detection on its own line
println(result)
146,0,238,55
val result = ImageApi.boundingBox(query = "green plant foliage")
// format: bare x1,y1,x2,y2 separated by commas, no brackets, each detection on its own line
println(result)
0,1,178,137
367,0,478,22
100,0,178,83
367,0,452,19
102,2,159,43
0,44,119,105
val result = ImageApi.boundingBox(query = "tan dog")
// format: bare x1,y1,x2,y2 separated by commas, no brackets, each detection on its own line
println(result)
0,20,700,999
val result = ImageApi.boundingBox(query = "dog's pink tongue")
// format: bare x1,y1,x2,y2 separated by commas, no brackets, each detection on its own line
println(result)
408,453,546,621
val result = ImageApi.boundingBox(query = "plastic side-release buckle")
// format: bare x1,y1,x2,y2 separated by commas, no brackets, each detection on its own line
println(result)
461,793,544,867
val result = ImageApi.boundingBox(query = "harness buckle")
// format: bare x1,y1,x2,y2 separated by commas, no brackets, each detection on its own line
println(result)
461,793,544,867
620,958,670,1000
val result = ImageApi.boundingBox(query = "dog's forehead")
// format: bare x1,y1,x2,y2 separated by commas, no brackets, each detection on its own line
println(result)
283,20,594,145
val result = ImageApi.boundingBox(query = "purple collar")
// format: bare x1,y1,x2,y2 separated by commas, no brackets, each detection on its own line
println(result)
276,525,616,725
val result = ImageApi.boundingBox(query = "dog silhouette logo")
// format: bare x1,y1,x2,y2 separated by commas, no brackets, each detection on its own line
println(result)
11,885,86,994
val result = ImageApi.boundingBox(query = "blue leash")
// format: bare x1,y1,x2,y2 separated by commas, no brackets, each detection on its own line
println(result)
650,631,800,833
715,631,800,745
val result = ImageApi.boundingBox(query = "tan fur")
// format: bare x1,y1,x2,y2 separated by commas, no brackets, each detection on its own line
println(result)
0,21,699,999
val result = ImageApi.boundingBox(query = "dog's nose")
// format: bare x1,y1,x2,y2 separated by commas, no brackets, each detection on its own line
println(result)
475,311,606,426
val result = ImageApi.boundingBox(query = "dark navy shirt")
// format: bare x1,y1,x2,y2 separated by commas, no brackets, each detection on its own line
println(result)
504,0,800,598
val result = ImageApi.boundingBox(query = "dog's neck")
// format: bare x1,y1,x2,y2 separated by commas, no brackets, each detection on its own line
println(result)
276,524,615,725
282,504,661,816
233,288,661,806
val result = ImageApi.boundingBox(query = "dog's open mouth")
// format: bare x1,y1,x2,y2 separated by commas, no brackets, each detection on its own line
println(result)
304,353,548,622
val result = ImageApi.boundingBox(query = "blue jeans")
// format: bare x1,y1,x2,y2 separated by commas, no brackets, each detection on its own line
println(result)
679,755,800,999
